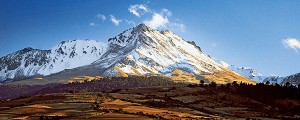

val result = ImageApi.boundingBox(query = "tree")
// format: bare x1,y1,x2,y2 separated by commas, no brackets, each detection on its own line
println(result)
39,115,44,120
285,82,291,87
209,81,217,88
200,80,204,87
226,83,231,88
265,81,270,85
275,83,281,87
232,81,238,87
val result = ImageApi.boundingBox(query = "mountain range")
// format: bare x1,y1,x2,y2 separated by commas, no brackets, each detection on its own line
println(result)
216,60,299,86
0,24,298,85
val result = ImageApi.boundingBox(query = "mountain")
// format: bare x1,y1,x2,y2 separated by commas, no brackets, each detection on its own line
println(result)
259,74,300,86
0,47,50,80
216,60,299,86
281,73,300,86
0,40,107,81
0,24,255,85
215,60,267,82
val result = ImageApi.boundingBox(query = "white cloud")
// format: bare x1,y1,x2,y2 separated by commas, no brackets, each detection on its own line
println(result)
96,14,106,21
128,4,148,17
144,13,169,29
170,23,185,32
125,19,136,26
161,8,172,16
110,15,122,26
282,38,300,52
89,22,96,26
127,4,185,32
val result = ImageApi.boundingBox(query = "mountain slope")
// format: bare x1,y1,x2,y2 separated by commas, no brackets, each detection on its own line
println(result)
99,24,221,76
89,24,254,84
0,48,50,80
0,24,255,85
281,73,300,86
0,40,107,81
215,60,267,82
215,60,300,86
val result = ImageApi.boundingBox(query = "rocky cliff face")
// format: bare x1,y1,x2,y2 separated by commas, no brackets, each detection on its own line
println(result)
0,48,50,80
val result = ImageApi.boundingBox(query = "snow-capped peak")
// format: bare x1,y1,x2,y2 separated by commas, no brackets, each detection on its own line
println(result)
97,24,228,79
107,23,153,47
0,39,108,81
0,24,256,85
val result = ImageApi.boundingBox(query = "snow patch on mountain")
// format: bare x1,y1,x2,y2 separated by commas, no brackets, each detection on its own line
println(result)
0,48,50,81
214,59,297,85
0,40,107,81
0,24,254,84
38,40,107,75
99,24,223,78
215,59,267,82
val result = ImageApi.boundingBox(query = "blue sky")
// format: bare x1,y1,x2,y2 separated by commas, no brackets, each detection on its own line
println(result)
0,0,300,76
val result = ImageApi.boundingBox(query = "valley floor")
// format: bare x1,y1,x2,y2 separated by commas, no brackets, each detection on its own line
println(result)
1,85,300,119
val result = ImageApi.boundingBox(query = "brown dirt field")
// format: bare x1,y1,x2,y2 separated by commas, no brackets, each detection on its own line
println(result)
0,86,299,119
